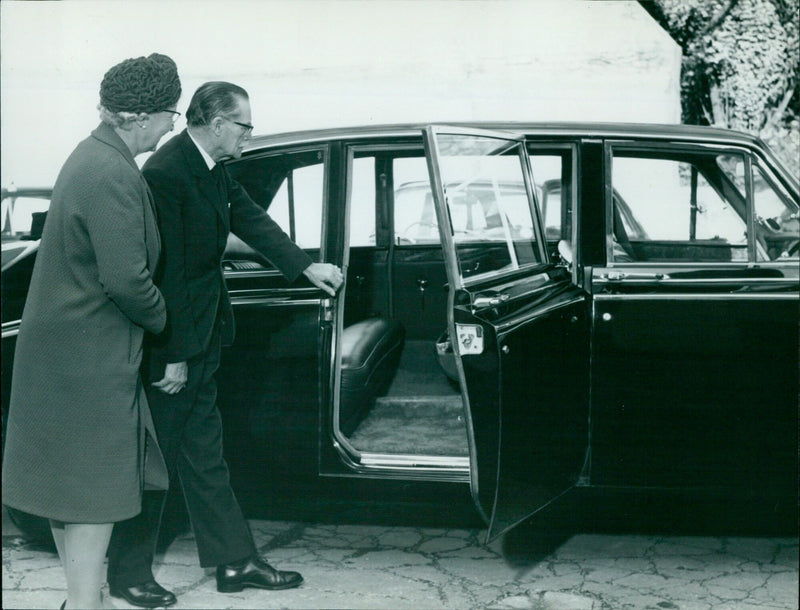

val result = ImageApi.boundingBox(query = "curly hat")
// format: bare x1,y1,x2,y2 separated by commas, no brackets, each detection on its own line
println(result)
99,53,181,114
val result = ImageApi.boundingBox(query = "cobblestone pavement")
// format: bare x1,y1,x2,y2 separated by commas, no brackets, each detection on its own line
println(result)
3,505,798,610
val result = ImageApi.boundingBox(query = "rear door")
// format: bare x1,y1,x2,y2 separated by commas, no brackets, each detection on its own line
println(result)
424,126,590,540
217,146,336,487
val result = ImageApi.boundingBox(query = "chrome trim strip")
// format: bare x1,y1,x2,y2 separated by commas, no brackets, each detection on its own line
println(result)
594,277,798,285
2,320,21,339
359,453,470,471
496,294,586,333
230,297,321,306
222,269,282,278
594,293,797,301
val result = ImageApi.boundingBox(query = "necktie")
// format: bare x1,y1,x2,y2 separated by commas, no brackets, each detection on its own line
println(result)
211,164,225,199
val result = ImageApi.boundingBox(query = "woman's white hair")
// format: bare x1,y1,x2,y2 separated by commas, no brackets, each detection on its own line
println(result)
97,104,139,128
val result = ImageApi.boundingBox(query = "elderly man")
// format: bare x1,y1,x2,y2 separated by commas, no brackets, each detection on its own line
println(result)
107,81,343,608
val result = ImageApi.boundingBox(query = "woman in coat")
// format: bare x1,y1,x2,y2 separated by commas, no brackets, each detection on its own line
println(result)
2,54,181,609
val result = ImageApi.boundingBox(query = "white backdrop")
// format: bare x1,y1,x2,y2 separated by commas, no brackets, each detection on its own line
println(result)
1,0,681,186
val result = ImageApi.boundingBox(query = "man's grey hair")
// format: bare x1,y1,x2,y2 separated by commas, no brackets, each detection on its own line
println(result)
186,82,249,127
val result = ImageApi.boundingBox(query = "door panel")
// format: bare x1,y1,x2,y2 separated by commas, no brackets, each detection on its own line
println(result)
590,271,799,493
344,246,389,326
217,276,328,489
425,126,590,539
591,142,799,494
219,146,333,490
472,281,589,538
391,246,449,339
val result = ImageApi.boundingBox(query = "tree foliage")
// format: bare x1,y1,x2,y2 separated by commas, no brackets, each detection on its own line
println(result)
640,0,799,176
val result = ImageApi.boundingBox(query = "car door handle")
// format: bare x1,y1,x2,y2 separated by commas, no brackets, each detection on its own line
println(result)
601,272,669,281
321,298,335,323
473,293,510,309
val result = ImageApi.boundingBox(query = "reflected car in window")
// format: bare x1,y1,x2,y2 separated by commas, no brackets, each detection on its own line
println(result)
2,124,797,542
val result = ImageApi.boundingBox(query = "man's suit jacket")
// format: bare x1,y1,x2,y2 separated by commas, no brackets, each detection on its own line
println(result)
142,130,313,365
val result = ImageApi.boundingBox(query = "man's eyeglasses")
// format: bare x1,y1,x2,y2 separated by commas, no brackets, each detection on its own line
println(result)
159,110,182,123
221,116,254,137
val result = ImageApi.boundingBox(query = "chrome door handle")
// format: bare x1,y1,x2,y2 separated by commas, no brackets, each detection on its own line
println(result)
601,272,669,281
321,298,334,323
473,293,510,309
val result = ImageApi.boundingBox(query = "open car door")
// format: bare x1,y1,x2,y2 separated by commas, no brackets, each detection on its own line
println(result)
423,126,590,540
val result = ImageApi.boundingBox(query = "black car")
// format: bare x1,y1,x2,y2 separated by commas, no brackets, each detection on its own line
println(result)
3,123,798,541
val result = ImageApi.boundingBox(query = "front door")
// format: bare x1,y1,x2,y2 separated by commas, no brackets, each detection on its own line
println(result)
589,142,799,494
424,126,590,540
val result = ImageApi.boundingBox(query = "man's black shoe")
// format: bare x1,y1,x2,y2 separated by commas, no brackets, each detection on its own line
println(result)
109,580,177,608
216,556,303,592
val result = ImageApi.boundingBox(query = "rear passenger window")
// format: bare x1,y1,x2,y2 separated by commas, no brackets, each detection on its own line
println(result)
350,157,377,246
228,148,325,249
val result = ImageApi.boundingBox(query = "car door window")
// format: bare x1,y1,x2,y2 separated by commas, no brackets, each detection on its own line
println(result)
1,194,50,240
350,156,378,246
609,149,750,263
752,163,800,261
430,132,541,280
394,156,439,244
528,152,572,243
228,148,325,250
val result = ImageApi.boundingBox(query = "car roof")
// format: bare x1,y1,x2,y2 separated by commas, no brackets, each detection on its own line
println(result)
245,122,762,151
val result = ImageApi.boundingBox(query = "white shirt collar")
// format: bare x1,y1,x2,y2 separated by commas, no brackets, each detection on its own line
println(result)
187,129,216,170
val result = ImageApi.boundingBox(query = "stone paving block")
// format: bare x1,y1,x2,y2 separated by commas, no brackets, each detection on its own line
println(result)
3,512,797,610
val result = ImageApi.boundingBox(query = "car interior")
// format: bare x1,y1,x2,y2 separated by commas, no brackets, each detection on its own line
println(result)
224,143,571,467
336,146,569,464
338,149,469,463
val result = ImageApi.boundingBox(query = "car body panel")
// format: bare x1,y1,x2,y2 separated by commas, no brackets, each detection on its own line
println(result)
423,125,591,539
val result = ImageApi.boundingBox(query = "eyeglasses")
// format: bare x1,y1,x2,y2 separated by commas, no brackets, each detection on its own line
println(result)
158,110,182,123
221,116,254,137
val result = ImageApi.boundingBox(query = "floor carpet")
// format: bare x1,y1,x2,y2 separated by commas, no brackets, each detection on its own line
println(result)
386,340,459,396
348,395,469,456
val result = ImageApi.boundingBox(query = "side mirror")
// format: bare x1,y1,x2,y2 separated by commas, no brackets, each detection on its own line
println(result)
557,239,573,268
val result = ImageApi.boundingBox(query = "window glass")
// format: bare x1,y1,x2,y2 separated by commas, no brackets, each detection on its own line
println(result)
394,156,438,244
431,133,540,279
752,164,800,261
1,195,50,238
229,149,324,250
610,151,749,263
529,154,566,241
349,157,377,246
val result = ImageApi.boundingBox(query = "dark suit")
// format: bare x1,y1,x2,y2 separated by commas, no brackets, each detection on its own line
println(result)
107,130,312,585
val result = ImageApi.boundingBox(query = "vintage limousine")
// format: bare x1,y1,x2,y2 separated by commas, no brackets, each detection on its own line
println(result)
2,123,798,540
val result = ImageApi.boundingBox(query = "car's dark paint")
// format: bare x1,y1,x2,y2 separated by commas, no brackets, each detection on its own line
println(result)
452,269,591,539
2,123,797,543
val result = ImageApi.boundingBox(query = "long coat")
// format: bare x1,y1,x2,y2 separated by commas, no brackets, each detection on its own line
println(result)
2,123,169,523
142,130,312,367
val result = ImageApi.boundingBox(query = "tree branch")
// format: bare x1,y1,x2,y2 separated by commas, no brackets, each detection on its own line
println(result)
698,0,740,38
762,84,798,130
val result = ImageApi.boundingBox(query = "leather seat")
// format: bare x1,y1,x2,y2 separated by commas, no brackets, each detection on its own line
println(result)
339,317,404,436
